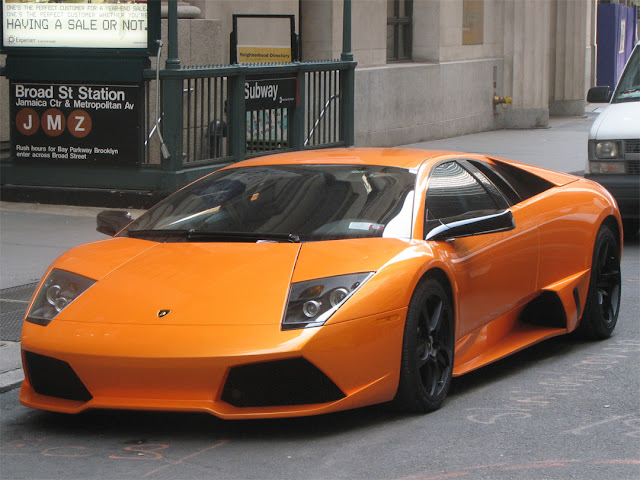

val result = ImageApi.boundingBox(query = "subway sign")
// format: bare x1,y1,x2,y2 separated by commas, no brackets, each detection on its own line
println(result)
11,82,141,165
245,76,297,110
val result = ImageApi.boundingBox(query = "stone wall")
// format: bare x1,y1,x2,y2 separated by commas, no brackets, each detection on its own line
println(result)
355,59,503,147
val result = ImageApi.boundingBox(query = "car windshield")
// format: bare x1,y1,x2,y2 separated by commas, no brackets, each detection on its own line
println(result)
613,45,640,103
123,165,416,242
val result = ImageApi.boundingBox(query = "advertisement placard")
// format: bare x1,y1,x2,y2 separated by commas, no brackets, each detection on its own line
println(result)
11,82,141,165
1,0,160,55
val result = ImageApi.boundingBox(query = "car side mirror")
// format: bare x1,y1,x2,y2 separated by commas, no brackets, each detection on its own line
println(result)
587,86,611,103
426,210,515,241
97,210,132,237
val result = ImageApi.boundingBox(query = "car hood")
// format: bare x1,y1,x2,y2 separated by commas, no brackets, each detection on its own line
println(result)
50,237,411,326
589,102,640,140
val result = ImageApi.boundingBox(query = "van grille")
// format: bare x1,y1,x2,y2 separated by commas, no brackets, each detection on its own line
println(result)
626,160,640,174
624,139,640,154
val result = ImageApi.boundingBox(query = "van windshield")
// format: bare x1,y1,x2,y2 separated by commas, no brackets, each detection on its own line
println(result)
613,45,640,103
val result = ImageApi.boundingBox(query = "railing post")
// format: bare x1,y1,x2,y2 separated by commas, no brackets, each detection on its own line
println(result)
161,0,183,192
341,0,355,147
289,72,306,150
229,69,247,162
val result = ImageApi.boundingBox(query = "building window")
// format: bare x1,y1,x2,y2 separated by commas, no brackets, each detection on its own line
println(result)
462,0,484,45
387,0,413,61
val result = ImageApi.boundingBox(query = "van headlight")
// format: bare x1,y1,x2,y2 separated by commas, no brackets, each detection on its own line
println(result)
594,141,621,159
282,273,373,330
26,269,96,326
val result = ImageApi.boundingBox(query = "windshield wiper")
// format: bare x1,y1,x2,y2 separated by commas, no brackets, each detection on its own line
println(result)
125,229,300,243
125,229,189,239
187,231,300,243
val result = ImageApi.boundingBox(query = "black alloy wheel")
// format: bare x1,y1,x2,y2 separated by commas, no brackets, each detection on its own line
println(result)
577,224,621,339
395,277,454,412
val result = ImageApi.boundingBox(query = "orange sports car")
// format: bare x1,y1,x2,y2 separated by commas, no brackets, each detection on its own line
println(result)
20,148,623,419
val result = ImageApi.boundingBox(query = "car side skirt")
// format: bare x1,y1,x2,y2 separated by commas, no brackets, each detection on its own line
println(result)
453,269,590,376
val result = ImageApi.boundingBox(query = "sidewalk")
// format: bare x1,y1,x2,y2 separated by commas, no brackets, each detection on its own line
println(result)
0,109,599,394
0,203,145,393
400,107,602,174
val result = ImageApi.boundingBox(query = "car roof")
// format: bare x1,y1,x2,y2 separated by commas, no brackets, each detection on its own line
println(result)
228,148,470,170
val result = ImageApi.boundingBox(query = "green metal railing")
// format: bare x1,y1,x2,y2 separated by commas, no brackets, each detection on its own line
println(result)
0,1,356,204
143,61,354,171
0,60,355,202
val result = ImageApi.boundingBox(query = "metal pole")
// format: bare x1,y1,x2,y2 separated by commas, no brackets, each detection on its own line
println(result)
229,71,247,162
166,0,181,70
341,0,355,146
341,0,353,62
162,0,183,193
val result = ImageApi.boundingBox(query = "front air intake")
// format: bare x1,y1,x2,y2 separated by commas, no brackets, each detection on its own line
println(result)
222,357,345,408
23,351,92,402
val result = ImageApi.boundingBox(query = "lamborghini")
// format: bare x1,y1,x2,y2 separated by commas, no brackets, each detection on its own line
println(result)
20,148,623,418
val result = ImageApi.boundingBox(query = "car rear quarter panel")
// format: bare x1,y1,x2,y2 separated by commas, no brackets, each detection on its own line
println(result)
517,179,621,330
526,180,621,288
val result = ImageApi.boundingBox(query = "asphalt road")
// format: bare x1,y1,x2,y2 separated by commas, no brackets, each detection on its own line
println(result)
1,239,638,480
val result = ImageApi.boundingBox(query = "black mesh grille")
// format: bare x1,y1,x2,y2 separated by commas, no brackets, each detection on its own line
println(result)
626,160,640,175
624,139,640,154
221,357,345,408
23,351,92,402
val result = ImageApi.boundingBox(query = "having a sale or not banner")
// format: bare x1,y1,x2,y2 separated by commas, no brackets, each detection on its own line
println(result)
2,0,149,50
11,82,141,164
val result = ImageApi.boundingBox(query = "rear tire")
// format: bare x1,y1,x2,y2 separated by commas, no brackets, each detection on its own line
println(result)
576,224,621,339
394,278,454,413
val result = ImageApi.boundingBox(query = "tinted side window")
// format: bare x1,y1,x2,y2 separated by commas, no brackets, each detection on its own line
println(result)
426,161,499,221
466,159,520,205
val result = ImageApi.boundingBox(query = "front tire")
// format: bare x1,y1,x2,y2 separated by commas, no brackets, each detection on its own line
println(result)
394,278,454,413
577,224,621,339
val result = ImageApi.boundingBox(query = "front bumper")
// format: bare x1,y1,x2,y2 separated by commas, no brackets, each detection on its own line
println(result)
20,310,405,419
584,173,640,220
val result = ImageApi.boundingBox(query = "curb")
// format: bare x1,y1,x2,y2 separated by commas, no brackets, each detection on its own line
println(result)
0,369,24,393
0,341,24,393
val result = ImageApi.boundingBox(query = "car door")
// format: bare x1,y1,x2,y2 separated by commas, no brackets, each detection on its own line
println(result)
424,160,539,337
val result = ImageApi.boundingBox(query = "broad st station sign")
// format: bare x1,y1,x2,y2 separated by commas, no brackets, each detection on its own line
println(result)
11,82,141,164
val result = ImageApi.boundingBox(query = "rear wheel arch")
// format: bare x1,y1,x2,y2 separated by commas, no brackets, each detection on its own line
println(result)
577,221,622,339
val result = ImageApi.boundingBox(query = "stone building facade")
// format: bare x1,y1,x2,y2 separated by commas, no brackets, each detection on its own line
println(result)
1,0,597,154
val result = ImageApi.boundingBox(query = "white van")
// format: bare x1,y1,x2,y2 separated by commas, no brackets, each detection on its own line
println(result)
586,41,640,235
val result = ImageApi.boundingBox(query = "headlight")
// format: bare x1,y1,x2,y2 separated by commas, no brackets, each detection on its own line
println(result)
588,161,626,174
26,269,96,326
594,141,621,159
282,272,374,330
